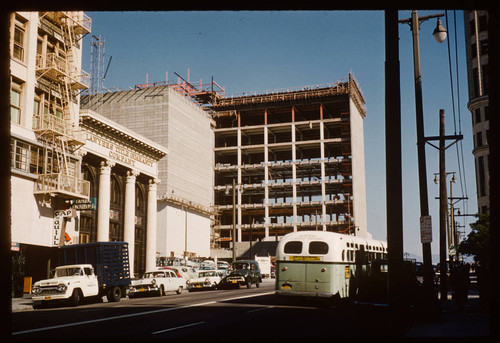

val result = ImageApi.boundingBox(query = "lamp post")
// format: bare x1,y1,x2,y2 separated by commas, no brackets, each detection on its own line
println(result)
225,179,245,262
398,10,447,300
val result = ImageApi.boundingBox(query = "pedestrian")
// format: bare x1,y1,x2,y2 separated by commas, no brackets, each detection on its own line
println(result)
450,262,470,312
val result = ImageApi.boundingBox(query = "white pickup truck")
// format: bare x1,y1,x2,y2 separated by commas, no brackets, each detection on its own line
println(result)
32,264,99,308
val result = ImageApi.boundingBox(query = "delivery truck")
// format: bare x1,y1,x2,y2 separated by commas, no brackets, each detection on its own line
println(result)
32,242,131,307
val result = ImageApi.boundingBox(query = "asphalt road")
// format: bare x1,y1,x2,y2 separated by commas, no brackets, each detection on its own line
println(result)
11,279,408,340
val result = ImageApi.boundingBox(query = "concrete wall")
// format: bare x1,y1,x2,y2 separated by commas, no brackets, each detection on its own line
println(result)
349,98,368,239
95,88,214,257
157,202,211,258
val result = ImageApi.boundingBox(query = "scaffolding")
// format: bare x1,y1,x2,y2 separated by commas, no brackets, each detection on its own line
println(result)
33,11,91,200
134,72,225,105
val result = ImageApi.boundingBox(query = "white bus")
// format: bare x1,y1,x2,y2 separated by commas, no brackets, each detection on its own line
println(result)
275,231,387,299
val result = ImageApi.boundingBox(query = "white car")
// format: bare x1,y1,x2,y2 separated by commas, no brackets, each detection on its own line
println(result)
158,266,197,280
129,270,186,297
187,270,221,291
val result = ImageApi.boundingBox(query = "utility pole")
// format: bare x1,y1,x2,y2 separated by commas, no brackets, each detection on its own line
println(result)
438,109,448,301
427,109,463,301
384,10,404,311
399,10,449,306
249,218,254,259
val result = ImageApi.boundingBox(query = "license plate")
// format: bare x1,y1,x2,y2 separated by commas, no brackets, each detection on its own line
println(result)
44,296,51,300
232,280,237,284
196,285,201,288
139,288,145,292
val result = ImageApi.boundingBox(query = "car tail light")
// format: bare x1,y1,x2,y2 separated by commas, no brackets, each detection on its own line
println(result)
282,267,287,271
321,268,326,272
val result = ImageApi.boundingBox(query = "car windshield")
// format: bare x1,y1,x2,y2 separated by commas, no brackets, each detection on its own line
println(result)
232,262,249,270
199,271,216,277
144,272,165,278
55,267,82,277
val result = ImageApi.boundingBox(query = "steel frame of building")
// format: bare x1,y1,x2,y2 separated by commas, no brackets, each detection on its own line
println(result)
210,74,367,247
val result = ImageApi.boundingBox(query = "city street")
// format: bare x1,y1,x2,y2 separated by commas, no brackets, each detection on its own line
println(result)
11,279,408,339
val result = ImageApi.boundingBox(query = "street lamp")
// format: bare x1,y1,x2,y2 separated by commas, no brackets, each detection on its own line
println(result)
433,18,448,43
398,10,447,307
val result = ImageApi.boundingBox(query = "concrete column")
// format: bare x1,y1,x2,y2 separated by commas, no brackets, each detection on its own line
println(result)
320,106,327,231
237,125,242,242
291,114,297,232
97,160,115,242
145,179,159,271
264,112,269,239
124,170,139,277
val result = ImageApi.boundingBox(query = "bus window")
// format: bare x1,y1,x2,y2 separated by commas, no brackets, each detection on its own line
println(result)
284,241,302,254
309,241,329,254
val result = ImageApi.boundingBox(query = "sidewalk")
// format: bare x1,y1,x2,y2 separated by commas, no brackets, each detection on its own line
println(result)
405,290,490,337
11,294,34,313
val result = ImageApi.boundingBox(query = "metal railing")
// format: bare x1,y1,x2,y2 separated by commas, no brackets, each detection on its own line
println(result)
33,112,67,136
36,52,68,75
34,173,90,199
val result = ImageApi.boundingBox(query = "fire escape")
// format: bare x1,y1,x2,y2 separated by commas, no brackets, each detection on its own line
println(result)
33,12,91,201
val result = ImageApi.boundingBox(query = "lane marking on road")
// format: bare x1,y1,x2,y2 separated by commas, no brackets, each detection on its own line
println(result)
216,291,275,303
245,305,274,313
151,321,205,335
12,291,275,336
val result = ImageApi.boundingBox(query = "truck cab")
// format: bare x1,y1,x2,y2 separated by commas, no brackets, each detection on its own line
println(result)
32,264,99,307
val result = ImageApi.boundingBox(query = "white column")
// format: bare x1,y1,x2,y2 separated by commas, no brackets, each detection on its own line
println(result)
291,116,297,232
124,170,139,276
237,126,242,242
97,160,114,242
320,115,327,231
264,116,269,239
145,179,159,271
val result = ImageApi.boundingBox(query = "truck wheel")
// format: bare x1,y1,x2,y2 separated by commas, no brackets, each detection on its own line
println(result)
70,289,82,307
108,286,122,302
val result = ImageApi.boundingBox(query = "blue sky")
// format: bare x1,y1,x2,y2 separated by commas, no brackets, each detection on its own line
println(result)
82,10,477,261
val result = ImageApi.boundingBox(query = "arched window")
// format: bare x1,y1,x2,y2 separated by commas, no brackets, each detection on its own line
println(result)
134,183,146,277
136,184,144,213
109,175,123,242
80,164,97,243
110,176,121,205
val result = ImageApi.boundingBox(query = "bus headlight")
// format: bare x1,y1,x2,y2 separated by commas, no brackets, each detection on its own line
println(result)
57,284,67,292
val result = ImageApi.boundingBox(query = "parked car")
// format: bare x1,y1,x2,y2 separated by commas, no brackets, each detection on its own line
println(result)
218,260,262,289
187,270,221,291
129,270,186,297
217,261,231,270
158,266,197,280
199,260,216,270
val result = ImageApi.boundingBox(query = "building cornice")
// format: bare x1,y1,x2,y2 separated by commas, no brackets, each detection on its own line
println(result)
79,109,168,159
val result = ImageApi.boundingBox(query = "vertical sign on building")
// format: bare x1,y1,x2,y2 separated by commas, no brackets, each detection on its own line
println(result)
53,209,73,246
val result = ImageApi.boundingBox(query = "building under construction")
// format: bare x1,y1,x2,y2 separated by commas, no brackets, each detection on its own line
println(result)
209,74,369,248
